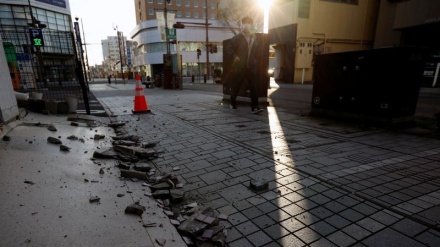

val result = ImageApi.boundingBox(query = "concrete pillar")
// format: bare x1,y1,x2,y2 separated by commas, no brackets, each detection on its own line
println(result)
0,36,19,123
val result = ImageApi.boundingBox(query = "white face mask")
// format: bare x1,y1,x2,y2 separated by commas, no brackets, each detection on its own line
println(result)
242,24,252,33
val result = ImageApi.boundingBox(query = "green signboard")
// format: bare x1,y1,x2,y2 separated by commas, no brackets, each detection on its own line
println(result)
29,28,44,47
166,28,176,40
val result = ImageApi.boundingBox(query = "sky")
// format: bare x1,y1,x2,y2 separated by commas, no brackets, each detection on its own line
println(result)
69,0,136,66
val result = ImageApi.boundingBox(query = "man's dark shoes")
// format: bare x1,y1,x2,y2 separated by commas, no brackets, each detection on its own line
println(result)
230,105,238,110
251,107,263,114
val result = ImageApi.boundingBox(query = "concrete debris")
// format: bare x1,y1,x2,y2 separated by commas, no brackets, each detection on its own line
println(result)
202,229,214,239
112,140,137,146
117,194,125,197
170,189,184,203
89,196,100,203
93,148,118,159
155,238,166,246
47,125,57,131
108,122,125,128
218,214,228,220
172,166,180,171
99,168,104,174
2,136,11,141
178,207,218,237
141,142,158,148
120,170,148,180
117,162,131,170
133,163,151,172
184,202,198,209
150,182,173,191
125,203,145,216
67,135,78,140
94,134,105,140
143,223,157,227
70,122,79,126
114,145,158,159
47,136,62,144
111,135,140,142
170,219,181,226
60,145,70,151
249,179,269,191
152,190,170,199
24,180,35,185
182,236,194,246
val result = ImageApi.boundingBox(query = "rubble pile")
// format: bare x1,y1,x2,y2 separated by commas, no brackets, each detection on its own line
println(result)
95,121,229,246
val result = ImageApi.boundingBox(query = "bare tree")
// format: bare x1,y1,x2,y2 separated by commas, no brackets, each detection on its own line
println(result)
217,0,264,36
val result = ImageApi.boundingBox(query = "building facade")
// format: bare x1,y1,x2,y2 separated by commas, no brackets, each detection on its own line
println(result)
0,0,76,88
131,0,232,78
269,0,440,85
101,35,129,78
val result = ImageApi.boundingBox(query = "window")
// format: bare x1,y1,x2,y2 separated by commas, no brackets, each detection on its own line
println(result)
194,1,198,7
202,2,206,8
149,9,154,15
185,0,190,7
194,12,198,18
186,11,190,17
176,11,182,17
210,3,215,9
158,0,163,4
176,0,181,6
210,13,215,19
167,0,172,4
298,0,310,19
321,0,359,5
202,12,206,19
148,0,153,3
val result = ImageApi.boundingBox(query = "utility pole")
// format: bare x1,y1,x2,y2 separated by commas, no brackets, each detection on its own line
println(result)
205,0,210,80
114,26,125,83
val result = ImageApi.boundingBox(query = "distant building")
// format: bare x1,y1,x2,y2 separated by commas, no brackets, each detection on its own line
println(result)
130,0,230,78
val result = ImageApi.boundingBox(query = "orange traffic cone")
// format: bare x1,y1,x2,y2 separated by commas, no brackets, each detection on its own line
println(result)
132,74,150,113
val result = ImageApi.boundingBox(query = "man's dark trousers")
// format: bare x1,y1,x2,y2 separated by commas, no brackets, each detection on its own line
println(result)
230,68,258,109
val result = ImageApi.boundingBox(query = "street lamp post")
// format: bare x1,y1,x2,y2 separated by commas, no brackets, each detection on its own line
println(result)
205,0,210,80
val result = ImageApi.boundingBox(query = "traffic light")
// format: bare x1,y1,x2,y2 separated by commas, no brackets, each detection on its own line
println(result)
173,22,185,29
209,43,213,54
197,48,201,59
213,45,217,53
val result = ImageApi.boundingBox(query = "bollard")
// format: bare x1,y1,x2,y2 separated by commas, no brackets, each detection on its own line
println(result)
203,74,207,83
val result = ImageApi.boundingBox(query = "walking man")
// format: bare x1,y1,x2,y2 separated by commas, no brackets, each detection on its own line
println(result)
227,16,263,114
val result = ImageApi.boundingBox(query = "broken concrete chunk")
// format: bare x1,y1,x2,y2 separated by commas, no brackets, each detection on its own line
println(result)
67,135,78,140
195,214,216,225
141,142,158,148
111,134,139,141
133,163,151,172
202,229,214,239
112,140,137,146
178,207,218,237
93,148,118,159
47,137,62,144
89,196,100,203
70,122,79,126
2,136,11,141
170,189,184,203
60,145,70,151
249,179,269,191
114,145,157,159
155,238,166,247
108,122,125,128
120,170,148,180
185,202,198,209
117,193,125,197
182,236,194,245
24,180,35,185
94,134,105,140
152,190,170,199
117,162,131,170
218,214,228,220
125,204,145,216
150,182,172,191
47,125,57,131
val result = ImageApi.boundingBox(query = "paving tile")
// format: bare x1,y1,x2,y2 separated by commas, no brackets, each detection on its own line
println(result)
228,212,249,226
361,228,425,247
247,195,268,206
309,237,338,247
257,201,279,214
309,220,337,237
325,214,352,229
212,149,237,159
219,184,254,202
295,212,321,226
369,210,400,226
247,231,272,246
295,198,319,210
241,206,265,219
236,220,259,236
294,227,322,244
415,230,440,247
342,223,371,240
268,209,292,222
277,233,306,247
339,208,365,222
263,224,290,240
279,217,306,233
351,203,380,216
228,237,253,247
233,199,254,211
326,230,357,247
308,194,332,205
356,217,385,233
225,227,243,243
309,206,334,219
262,242,282,247
283,191,305,202
283,203,306,217
217,204,238,215
253,215,276,229
391,218,427,237
199,170,230,185
323,201,347,213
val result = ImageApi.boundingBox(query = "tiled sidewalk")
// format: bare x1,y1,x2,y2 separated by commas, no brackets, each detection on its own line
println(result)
99,91,440,247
